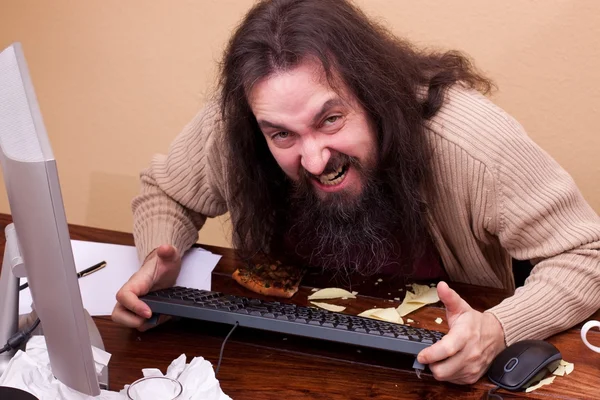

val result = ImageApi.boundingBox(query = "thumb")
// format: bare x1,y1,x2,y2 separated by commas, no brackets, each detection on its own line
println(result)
156,244,179,263
437,281,471,317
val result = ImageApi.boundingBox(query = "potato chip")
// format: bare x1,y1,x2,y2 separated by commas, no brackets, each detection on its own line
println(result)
410,284,440,304
564,362,574,375
358,307,404,324
411,283,431,296
396,284,440,317
308,288,357,300
357,308,381,318
525,376,555,393
552,365,565,376
310,302,346,312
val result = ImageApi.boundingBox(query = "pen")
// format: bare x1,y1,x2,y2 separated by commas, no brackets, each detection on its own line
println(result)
18,260,107,291
77,260,107,278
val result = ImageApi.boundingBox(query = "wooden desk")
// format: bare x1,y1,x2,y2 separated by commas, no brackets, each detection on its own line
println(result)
1,214,598,399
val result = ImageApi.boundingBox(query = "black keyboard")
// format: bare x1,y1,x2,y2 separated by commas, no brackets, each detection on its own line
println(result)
140,287,444,366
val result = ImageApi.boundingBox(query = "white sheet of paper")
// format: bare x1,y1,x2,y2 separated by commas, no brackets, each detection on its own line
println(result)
18,240,221,316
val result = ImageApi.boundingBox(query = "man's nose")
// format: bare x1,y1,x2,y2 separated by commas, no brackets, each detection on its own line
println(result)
300,135,330,176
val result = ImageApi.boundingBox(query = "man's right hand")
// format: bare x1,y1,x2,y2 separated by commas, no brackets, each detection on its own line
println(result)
112,244,181,331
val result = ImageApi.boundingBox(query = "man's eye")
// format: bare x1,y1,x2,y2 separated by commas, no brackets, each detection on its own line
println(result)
324,115,340,125
273,131,290,140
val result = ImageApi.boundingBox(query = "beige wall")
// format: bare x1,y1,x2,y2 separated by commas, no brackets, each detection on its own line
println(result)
1,1,598,249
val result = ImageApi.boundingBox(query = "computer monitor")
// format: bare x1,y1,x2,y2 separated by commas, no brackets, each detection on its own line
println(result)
0,43,101,396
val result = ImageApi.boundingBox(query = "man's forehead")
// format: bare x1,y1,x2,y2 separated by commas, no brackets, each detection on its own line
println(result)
249,62,356,121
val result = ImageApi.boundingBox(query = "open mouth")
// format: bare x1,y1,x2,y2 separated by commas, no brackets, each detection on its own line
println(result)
317,163,349,186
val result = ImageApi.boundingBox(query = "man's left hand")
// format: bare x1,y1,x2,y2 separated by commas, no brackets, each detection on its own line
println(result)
417,281,506,384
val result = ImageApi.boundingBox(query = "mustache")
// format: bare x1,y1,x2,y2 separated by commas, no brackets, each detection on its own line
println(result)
299,152,362,181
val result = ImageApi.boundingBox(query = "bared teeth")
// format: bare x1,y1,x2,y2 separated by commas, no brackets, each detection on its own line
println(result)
318,165,347,185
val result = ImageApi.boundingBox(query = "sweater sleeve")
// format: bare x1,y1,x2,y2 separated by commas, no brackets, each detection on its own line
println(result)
484,114,600,345
131,103,228,261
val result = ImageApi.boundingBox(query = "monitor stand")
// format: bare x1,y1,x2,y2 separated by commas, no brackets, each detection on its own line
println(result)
0,239,109,391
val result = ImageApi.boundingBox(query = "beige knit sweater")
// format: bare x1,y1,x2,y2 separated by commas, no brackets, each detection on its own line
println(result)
132,86,600,346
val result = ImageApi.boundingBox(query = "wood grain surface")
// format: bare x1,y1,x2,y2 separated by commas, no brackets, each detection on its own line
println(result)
1,214,598,399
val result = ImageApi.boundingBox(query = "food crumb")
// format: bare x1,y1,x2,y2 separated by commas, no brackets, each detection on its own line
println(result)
375,282,379,285
435,317,443,324
377,278,383,282
407,319,414,323
394,297,400,301
561,360,574,375
552,365,566,376
525,376,556,393
311,288,319,292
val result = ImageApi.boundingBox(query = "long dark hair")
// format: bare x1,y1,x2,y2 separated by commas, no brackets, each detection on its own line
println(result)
219,0,492,262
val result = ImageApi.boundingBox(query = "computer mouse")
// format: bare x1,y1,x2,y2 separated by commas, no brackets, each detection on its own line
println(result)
487,340,562,391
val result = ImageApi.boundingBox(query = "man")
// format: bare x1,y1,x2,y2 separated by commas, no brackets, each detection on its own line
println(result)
112,0,600,385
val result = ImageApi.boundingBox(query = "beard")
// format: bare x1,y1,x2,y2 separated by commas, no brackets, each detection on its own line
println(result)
283,151,410,279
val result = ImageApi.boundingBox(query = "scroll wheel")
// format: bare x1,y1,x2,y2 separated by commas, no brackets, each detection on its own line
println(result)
504,357,519,372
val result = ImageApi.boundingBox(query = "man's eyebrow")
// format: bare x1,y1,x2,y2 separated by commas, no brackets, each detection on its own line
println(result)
256,97,345,132
311,98,345,127
256,119,287,132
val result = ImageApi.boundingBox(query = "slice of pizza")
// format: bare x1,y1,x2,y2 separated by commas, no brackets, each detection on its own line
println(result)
232,261,306,298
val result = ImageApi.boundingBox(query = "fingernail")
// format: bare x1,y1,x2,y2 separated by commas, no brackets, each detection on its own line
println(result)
144,310,152,318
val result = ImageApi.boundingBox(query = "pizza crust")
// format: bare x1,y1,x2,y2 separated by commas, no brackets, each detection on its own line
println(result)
231,262,305,298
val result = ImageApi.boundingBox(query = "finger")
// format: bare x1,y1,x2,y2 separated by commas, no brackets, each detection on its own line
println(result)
138,315,173,332
446,365,486,385
437,281,471,316
428,348,469,382
116,288,152,319
417,330,467,364
156,244,179,262
111,303,147,328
